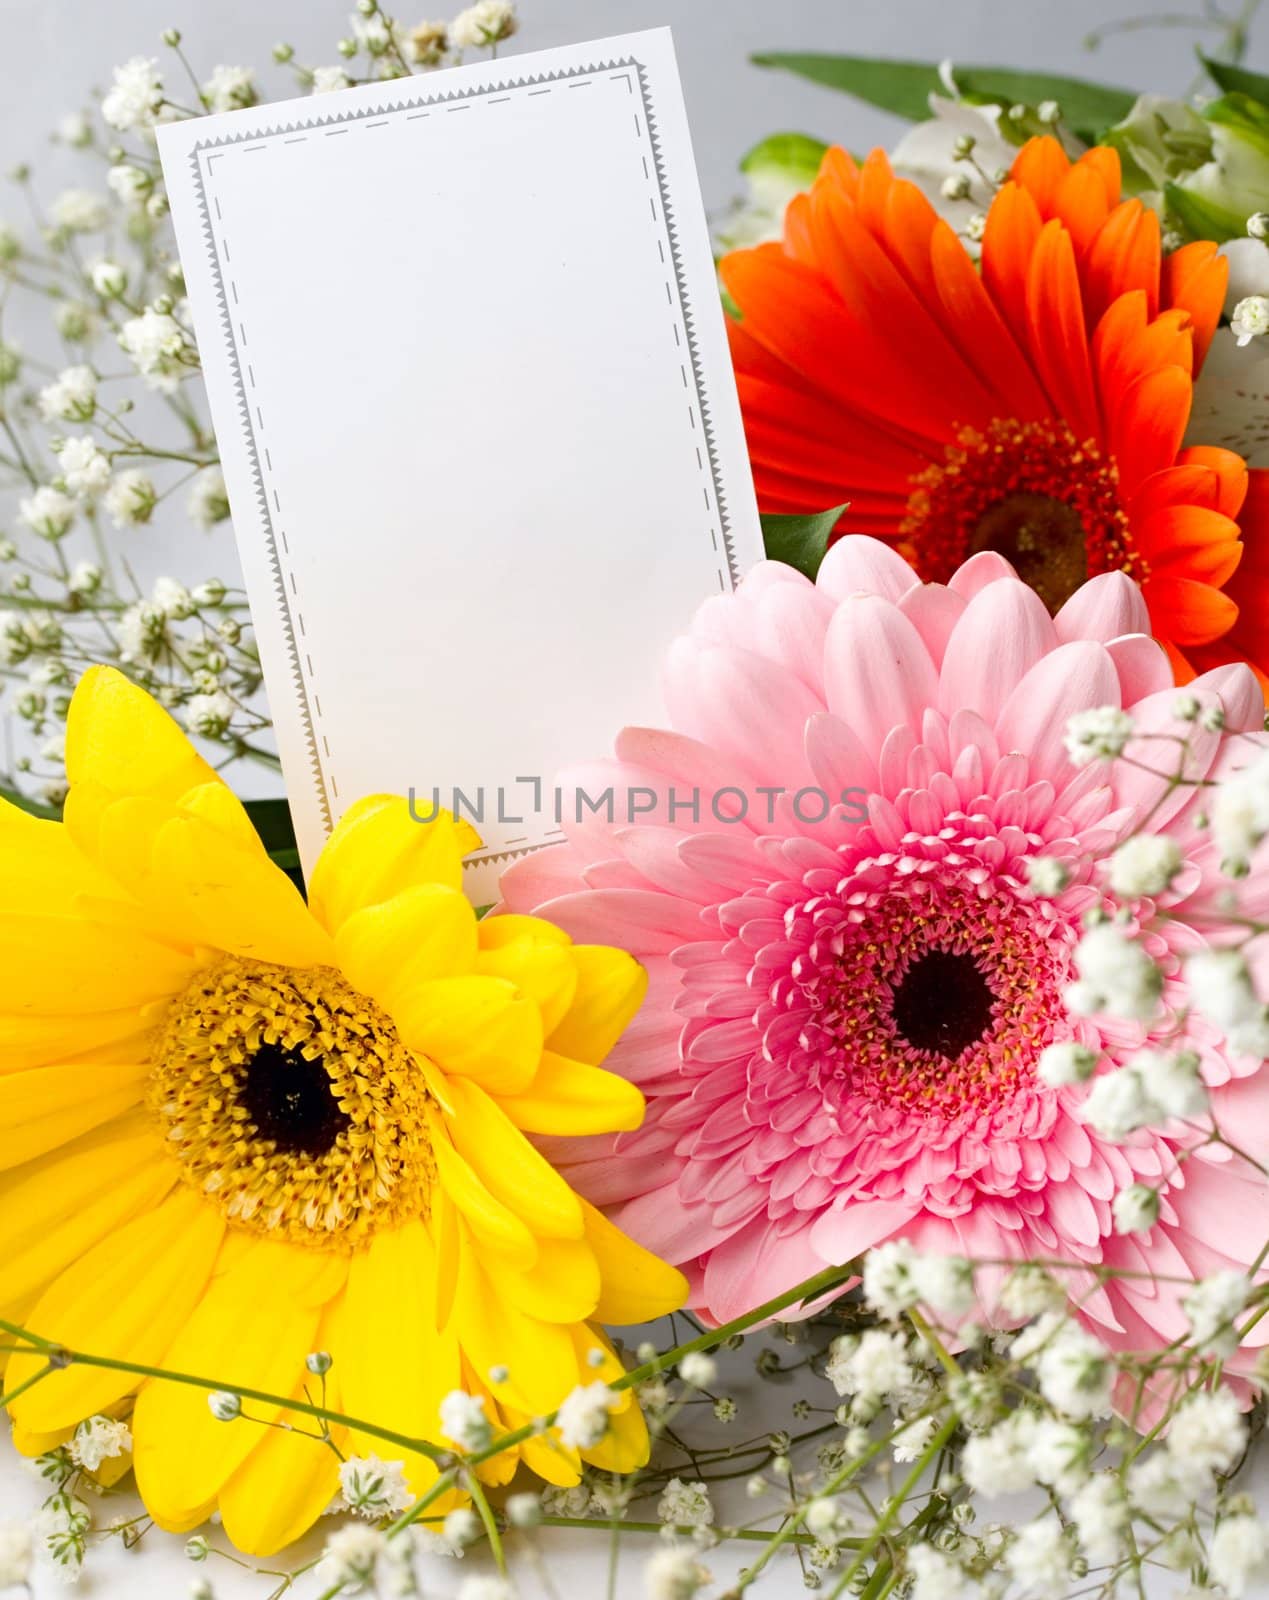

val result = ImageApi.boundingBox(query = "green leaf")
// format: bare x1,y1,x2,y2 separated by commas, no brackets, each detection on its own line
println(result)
740,131,830,186
1200,53,1269,106
750,53,1137,139
761,505,848,581
243,797,303,887
0,784,59,820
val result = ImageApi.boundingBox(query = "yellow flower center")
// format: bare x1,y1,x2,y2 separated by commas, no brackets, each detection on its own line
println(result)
148,957,435,1250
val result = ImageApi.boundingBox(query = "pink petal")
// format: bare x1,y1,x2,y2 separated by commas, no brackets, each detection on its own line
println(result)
938,578,1056,723
995,640,1120,784
816,534,918,603
1055,571,1149,643
822,595,938,758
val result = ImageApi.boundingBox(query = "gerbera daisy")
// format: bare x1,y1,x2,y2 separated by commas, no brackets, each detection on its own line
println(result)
722,135,1269,687
500,537,1268,1378
0,667,685,1555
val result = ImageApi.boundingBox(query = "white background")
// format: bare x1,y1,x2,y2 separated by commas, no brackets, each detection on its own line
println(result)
2,0,1269,1595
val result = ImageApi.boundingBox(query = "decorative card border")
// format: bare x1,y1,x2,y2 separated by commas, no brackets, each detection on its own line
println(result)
184,54,744,867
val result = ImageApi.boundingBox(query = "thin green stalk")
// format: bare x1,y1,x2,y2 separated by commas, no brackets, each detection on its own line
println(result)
827,1417,959,1599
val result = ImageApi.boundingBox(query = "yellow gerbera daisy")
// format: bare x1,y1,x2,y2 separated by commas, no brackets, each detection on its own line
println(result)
0,667,686,1555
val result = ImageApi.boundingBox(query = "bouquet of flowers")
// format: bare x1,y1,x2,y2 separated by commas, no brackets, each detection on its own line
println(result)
2,7,1269,1600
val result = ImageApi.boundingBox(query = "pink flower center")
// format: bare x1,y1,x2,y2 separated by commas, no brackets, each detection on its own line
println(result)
764,871,1070,1127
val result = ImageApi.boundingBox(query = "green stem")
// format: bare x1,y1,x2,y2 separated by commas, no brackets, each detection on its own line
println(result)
827,1418,959,1599
465,1471,506,1575
0,1361,53,1408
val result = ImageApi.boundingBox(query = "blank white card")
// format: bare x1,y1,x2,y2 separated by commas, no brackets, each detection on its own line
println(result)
159,29,762,899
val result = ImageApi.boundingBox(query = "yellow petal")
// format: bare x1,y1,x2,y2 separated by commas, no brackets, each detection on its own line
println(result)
0,802,118,914
331,1221,459,1497
582,1384,650,1473
0,1112,173,1315
396,975,543,1095
334,884,478,1012
132,1239,343,1526
581,1198,689,1326
8,1186,225,1433
430,1126,539,1270
477,916,578,1037
308,796,480,935
546,946,648,1066
0,1011,150,1074
149,813,333,968
219,1307,347,1558
443,1076,583,1241
449,1216,580,1416
499,1236,601,1323
498,1049,646,1136
0,913,194,1014
65,666,217,805
0,1057,148,1169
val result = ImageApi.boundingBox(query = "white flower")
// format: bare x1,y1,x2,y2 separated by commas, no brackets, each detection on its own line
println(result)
1132,1045,1207,1120
19,486,75,541
1232,294,1269,347
208,1390,241,1420
1183,1270,1251,1357
119,307,195,392
1026,856,1071,896
187,467,230,529
1063,706,1134,766
961,1410,1038,1496
1082,1064,1156,1139
442,1507,480,1547
449,1,518,49
57,436,110,498
657,1478,713,1529
312,65,352,94
337,1455,412,1517
1066,922,1162,1022
52,188,107,232
316,1523,384,1591
439,1389,491,1452
1066,1473,1128,1565
906,1543,971,1600
505,1493,540,1527
59,113,92,148
1005,1516,1073,1598
1013,1315,1113,1420
862,1238,919,1320
1037,1040,1097,1087
1112,1182,1159,1235
889,95,1013,249
185,691,234,739
910,1253,975,1316
0,1524,32,1588
104,468,157,528
824,1328,915,1404
118,601,166,664
68,561,102,597
644,1546,711,1600
90,258,127,299
1166,1388,1246,1487
38,364,97,422
69,1415,132,1472
152,575,194,618
34,1494,90,1582
1029,1418,1089,1494
892,1414,938,1464
1108,833,1182,897
555,1380,619,1449
107,164,151,207
1211,748,1269,872
203,65,257,113
1001,1265,1064,1321
678,1351,716,1388
1210,1514,1269,1598
1187,947,1269,1057
102,57,164,130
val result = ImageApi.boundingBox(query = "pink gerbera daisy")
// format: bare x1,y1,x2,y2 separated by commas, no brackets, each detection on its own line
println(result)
500,537,1269,1369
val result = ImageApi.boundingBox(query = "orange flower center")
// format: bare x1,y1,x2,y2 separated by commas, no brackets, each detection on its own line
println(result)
900,419,1146,613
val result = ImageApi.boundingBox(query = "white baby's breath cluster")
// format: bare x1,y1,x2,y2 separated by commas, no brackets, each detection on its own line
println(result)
0,0,518,809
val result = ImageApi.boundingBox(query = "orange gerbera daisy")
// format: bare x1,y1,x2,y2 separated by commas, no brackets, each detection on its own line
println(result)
722,135,1268,686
